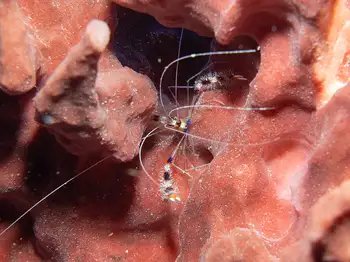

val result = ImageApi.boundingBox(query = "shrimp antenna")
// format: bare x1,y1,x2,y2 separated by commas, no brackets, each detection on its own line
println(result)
0,155,112,236
138,126,162,186
159,48,259,110
0,124,166,236
169,104,275,116
174,28,184,113
1,124,171,236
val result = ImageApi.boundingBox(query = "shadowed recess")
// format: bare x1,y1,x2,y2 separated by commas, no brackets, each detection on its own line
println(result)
0,194,34,238
0,90,22,164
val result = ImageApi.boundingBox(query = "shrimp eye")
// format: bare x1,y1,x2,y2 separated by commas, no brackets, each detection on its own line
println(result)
164,172,170,180
152,114,160,121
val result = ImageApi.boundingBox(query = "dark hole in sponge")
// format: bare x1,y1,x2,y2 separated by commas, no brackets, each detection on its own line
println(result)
113,6,212,108
185,144,215,169
196,145,214,164
113,7,262,112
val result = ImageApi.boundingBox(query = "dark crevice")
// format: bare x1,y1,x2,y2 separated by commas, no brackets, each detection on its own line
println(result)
195,145,214,165
0,90,23,165
0,194,35,239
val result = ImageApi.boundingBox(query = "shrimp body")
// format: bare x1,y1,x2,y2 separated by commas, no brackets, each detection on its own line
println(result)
194,70,247,93
160,163,181,201
153,115,190,132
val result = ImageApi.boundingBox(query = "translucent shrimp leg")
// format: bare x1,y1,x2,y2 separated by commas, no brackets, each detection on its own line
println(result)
138,126,162,186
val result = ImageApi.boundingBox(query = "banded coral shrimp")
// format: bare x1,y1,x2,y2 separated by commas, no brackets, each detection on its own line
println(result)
137,32,278,203
0,30,273,237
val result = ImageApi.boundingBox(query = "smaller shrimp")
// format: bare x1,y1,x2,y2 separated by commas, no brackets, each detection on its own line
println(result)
194,70,247,93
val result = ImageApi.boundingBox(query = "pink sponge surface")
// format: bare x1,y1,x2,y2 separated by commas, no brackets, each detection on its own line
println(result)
0,0,350,261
